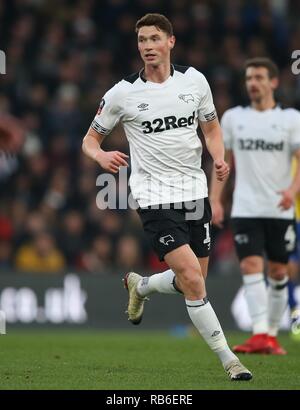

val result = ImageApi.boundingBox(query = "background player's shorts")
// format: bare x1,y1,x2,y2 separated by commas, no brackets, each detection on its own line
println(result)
231,217,296,264
137,198,212,261
289,221,300,263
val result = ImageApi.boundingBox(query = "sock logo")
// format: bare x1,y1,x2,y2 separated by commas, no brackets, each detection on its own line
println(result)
141,277,149,286
159,235,175,246
211,330,221,337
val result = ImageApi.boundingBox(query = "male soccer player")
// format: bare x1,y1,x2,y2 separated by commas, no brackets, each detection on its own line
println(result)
210,57,300,354
82,13,252,381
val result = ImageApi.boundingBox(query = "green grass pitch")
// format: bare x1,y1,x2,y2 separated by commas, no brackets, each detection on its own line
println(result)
0,330,299,390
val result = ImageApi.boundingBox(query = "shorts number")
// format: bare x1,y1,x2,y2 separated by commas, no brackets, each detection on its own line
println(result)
203,223,211,249
284,224,296,252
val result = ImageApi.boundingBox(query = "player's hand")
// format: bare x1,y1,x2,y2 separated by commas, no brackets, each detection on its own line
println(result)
95,150,129,173
278,189,294,211
214,159,230,182
211,199,225,228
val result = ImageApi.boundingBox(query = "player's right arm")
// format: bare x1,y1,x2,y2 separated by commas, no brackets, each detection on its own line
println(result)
82,82,129,173
82,128,128,174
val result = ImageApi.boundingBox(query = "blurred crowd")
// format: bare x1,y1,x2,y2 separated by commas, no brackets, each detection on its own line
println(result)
0,0,300,275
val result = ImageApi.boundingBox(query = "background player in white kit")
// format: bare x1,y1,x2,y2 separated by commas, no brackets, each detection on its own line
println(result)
82,13,252,381
210,57,300,354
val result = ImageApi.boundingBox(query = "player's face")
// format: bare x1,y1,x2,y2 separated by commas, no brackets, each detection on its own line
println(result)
245,66,278,102
137,26,175,66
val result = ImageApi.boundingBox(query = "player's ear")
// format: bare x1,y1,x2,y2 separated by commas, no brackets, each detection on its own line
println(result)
271,77,279,90
169,35,176,49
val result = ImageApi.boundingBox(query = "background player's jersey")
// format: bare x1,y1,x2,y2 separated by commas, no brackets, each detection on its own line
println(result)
92,65,217,207
222,105,300,219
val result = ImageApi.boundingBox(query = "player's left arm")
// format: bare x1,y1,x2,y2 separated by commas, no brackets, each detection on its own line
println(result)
199,118,230,182
195,69,229,182
278,148,300,210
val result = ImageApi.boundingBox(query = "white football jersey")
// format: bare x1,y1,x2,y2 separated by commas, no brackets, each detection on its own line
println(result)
222,105,300,219
91,65,217,207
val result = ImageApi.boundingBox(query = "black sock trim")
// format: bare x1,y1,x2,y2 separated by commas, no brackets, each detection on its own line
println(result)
172,276,183,294
186,296,209,308
272,281,288,290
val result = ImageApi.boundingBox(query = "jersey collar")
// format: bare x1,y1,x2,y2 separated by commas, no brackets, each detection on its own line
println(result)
249,103,279,111
139,64,175,83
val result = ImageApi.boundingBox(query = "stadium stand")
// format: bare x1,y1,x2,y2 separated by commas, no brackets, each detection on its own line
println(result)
0,0,300,274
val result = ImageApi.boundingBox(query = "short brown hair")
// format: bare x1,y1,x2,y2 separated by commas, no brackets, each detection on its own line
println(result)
135,13,173,37
245,57,279,79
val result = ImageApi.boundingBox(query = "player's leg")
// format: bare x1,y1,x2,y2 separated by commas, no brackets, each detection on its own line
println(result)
266,261,288,354
267,261,289,336
231,218,270,353
240,256,268,334
129,199,210,300
265,219,296,353
164,244,205,298
136,268,182,297
135,235,209,298
124,206,189,324
164,244,252,381
125,201,252,380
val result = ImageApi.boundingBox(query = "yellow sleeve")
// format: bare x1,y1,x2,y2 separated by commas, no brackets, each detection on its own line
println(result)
292,158,300,221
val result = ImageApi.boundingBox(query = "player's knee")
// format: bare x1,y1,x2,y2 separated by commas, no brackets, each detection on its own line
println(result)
240,258,262,274
268,265,287,280
177,267,203,292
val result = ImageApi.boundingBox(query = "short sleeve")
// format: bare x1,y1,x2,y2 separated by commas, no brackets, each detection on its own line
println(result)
193,70,217,122
288,110,300,153
91,82,125,135
220,110,234,150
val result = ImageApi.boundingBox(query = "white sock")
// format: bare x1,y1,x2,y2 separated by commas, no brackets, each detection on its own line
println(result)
243,273,268,334
186,298,238,367
137,269,181,297
268,276,288,337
